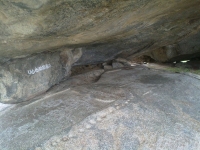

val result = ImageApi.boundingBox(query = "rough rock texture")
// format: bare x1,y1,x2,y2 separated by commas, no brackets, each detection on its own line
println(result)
112,62,124,69
1,0,200,103
0,51,66,103
0,48,82,103
0,66,200,150
144,32,200,62
0,0,200,62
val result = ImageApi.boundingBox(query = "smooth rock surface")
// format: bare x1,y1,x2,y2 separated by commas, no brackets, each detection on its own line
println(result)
0,0,200,62
0,66,200,150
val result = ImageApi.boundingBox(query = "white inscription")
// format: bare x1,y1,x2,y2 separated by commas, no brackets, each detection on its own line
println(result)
28,64,51,75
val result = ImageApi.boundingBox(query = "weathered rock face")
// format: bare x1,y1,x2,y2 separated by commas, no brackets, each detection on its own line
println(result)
1,0,200,103
0,0,200,61
144,32,200,62
0,47,83,103
0,52,66,103
0,66,200,150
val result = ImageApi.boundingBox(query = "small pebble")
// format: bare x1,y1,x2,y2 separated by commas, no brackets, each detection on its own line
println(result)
97,117,102,121
108,107,114,113
35,147,42,150
116,106,120,109
79,128,85,133
115,103,119,106
89,119,96,124
51,142,57,146
85,124,92,129
125,101,129,104
62,136,69,141
99,113,107,118
68,132,74,138
56,138,60,143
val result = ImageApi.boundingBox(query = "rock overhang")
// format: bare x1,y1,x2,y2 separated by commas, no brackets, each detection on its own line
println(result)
0,0,200,61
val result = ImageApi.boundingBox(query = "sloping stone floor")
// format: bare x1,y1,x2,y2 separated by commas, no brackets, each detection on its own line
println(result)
0,66,200,150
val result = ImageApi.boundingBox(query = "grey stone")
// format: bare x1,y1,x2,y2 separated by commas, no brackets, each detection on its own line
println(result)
112,62,124,69
0,51,66,103
0,0,200,63
145,32,200,62
0,48,83,103
103,65,112,70
0,66,200,150
102,61,113,70
115,58,132,66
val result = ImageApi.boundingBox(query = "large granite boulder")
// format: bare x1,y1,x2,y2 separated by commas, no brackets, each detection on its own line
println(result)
0,52,66,103
0,48,82,103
